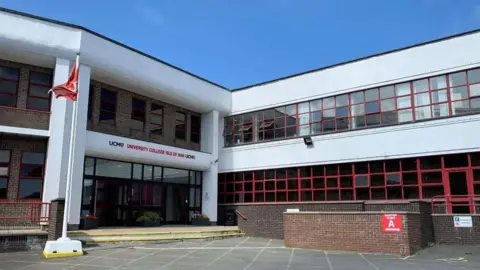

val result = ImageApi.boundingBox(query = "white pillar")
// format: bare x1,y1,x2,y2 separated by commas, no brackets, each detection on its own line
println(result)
43,58,72,202
68,64,91,225
201,110,219,223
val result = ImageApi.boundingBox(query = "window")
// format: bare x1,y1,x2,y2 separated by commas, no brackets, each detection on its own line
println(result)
175,112,186,140
19,152,46,200
150,103,163,135
87,84,94,120
99,89,116,124
218,153,480,204
131,98,146,122
0,66,19,107
0,150,10,199
191,114,201,144
224,67,480,147
27,71,52,111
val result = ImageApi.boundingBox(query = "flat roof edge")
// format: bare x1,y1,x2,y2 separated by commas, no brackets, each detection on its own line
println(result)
0,7,229,91
232,28,480,92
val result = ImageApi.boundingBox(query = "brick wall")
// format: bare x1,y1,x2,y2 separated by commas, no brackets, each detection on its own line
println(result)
432,215,480,245
88,80,201,151
0,58,51,130
0,135,48,201
284,212,421,256
0,234,47,252
221,200,434,242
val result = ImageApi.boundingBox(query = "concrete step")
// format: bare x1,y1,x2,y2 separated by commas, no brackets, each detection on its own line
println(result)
68,228,244,243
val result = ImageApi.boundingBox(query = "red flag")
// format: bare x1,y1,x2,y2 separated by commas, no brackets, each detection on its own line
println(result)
49,54,79,101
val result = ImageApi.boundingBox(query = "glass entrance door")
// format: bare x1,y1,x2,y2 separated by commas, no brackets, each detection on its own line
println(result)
164,184,189,224
446,170,472,213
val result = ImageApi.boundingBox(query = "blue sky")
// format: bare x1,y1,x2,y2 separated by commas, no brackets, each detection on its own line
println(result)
1,0,479,89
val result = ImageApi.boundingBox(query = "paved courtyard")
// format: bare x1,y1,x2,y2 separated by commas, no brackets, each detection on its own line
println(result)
0,237,479,269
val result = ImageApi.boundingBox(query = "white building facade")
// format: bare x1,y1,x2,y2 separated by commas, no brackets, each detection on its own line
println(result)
0,8,480,229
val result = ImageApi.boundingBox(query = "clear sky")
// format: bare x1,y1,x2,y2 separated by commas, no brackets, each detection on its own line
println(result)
1,0,479,89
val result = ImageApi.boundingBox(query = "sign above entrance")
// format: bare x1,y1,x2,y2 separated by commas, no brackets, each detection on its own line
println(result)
85,131,211,171
381,214,402,233
108,140,195,160
454,216,473,228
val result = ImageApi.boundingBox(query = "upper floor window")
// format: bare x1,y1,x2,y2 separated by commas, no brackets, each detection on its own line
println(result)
0,150,10,199
224,67,480,147
100,88,116,124
132,98,146,122
87,84,94,120
0,66,19,108
175,112,186,140
18,152,46,200
150,103,163,135
27,71,52,111
191,115,201,144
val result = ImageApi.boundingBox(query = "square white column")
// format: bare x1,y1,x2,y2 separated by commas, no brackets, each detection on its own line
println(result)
201,110,219,222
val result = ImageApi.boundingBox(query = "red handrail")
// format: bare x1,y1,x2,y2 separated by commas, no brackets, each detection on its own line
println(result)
431,195,480,214
235,210,247,220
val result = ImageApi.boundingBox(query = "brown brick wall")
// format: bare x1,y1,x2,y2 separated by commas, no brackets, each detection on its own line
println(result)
220,200,434,242
48,199,64,240
0,135,48,201
0,58,51,130
87,80,201,151
284,212,421,256
432,215,480,245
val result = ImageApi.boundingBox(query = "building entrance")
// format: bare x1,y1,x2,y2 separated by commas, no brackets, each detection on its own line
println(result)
81,157,203,228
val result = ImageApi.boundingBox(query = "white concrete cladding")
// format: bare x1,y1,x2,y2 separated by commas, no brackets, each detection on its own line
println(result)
219,115,480,172
231,31,480,114
0,9,231,115
85,131,213,171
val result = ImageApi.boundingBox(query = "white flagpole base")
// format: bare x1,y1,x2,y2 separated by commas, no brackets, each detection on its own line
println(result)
43,237,83,259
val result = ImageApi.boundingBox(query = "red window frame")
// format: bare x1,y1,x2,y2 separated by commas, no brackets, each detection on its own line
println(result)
99,88,117,124
0,150,11,200
224,67,480,147
218,152,479,209
27,71,52,112
175,111,187,140
0,66,19,108
150,103,164,135
190,114,201,144
18,151,46,201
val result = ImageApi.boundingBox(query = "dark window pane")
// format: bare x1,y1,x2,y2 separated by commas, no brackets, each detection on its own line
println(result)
277,192,286,202
0,178,6,198
312,166,324,176
265,181,275,191
420,156,442,170
371,189,385,200
355,176,368,187
0,80,18,94
365,101,379,113
244,182,253,192
336,107,348,117
323,120,335,132
327,190,339,201
403,187,419,199
18,179,42,199
22,152,45,164
326,178,337,187
386,174,400,185
301,179,311,189
0,93,16,107
339,164,352,175
244,171,253,181
0,66,19,80
471,152,480,167
100,111,115,121
21,164,43,177
255,182,264,191
101,89,116,101
422,186,444,199
101,101,116,112
402,158,417,171
387,187,402,199
336,118,349,130
29,85,50,98
0,150,10,163
381,111,397,125
385,159,400,172
276,169,286,179
132,98,145,109
341,190,354,200
444,154,469,168
276,181,286,190
366,114,380,126
313,178,324,188
288,180,298,190
340,176,353,187
299,167,311,177
287,168,298,178
265,170,275,179
371,175,385,186
301,191,312,201
352,116,365,129
421,172,442,184
326,165,338,176
370,161,384,173
403,173,418,185
27,97,49,111
356,188,369,200
254,170,264,180
30,72,51,85
354,162,368,174
313,190,325,201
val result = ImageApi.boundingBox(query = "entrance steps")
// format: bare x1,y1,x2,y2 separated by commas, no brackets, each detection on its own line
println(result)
67,226,243,243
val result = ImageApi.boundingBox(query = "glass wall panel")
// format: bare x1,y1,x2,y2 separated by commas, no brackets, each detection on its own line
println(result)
95,159,132,179
163,168,189,184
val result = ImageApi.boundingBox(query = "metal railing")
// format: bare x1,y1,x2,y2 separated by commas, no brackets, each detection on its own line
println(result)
235,210,247,220
0,202,50,230
431,195,480,214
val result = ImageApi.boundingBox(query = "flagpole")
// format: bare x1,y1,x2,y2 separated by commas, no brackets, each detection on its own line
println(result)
60,54,79,239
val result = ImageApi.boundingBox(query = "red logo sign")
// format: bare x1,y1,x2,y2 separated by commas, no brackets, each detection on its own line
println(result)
381,214,402,233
